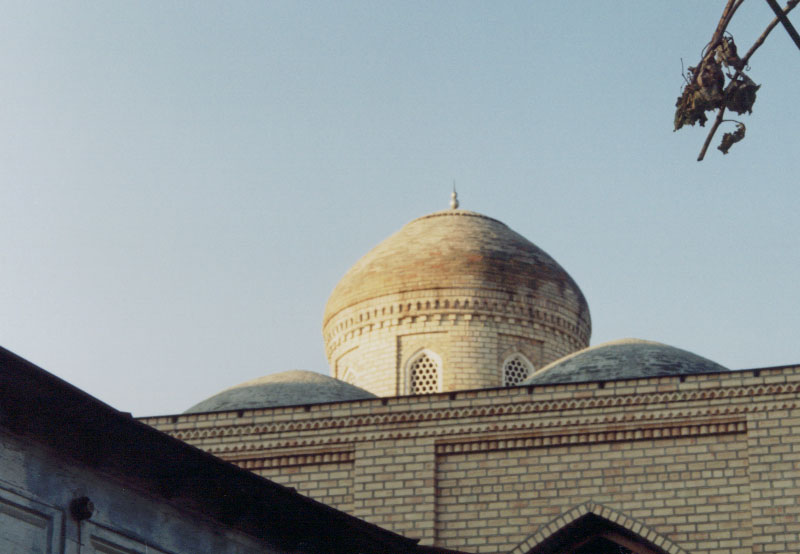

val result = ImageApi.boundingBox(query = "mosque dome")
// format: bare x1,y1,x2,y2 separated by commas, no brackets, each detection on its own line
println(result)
324,209,589,325
184,370,377,414
323,200,591,397
523,338,729,385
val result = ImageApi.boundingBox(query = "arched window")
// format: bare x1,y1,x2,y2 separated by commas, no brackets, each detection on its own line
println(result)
406,350,442,395
502,353,533,386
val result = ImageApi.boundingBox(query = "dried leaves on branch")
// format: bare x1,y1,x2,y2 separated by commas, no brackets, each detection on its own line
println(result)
674,36,758,130
718,122,747,154
674,0,799,160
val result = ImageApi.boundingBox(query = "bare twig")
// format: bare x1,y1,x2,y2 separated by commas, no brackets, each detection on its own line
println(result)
697,108,728,161
764,0,800,51
680,59,691,85
709,0,741,50
742,0,799,66
713,0,747,45
722,1,797,90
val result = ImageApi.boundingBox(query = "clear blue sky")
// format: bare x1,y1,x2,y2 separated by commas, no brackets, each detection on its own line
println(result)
2,2,798,416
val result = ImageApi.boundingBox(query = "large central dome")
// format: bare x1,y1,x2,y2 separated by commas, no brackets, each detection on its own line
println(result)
323,204,591,397
324,209,588,326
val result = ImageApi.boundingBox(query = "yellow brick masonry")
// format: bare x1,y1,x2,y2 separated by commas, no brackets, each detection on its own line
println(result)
321,209,591,397
143,365,800,553
324,289,588,396
436,433,750,552
354,438,437,542
746,407,800,552
256,461,355,513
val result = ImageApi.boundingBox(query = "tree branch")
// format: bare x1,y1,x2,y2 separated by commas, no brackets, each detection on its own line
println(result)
697,107,728,161
742,0,799,66
713,0,746,45
708,2,744,60
764,0,800,51
696,0,798,160
688,0,744,88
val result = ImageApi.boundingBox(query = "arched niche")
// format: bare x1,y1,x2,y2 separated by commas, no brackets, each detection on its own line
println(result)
511,502,687,554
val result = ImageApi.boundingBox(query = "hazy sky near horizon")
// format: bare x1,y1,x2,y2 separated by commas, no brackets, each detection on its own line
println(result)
1,2,799,416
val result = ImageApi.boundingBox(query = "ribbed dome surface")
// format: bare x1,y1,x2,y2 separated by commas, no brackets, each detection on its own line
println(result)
324,209,589,325
184,370,377,413
524,338,728,385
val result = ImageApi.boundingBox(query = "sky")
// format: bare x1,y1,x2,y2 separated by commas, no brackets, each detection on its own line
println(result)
1,2,799,417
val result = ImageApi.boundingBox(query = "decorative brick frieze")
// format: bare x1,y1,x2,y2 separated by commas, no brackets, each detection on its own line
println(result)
156,379,800,453
156,383,800,456
230,447,354,470
324,295,590,353
434,418,747,455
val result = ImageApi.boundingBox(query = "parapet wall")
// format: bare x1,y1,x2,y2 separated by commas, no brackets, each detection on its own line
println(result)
143,365,800,554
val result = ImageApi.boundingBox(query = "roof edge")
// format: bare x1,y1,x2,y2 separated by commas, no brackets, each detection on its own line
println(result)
0,345,418,554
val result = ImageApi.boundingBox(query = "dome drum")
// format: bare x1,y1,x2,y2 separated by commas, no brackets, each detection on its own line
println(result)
324,292,590,358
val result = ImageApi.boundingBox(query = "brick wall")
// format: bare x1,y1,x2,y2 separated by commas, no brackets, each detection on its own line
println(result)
746,406,800,552
144,365,800,553
353,438,437,543
257,461,355,513
436,433,750,553
324,290,589,397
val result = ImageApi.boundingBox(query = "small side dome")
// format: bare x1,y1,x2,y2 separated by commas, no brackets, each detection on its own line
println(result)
184,370,377,413
523,338,728,385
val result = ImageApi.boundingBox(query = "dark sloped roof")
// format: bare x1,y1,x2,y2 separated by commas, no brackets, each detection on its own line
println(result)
0,346,418,554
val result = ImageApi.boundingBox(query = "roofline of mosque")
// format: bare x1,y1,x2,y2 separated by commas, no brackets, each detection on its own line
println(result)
410,208,506,225
0,345,420,554
141,363,796,420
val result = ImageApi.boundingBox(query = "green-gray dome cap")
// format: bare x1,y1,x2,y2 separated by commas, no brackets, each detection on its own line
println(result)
185,370,377,413
523,338,728,385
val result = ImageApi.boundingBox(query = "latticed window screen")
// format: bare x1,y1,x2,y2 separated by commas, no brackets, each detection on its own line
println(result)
409,353,440,394
503,355,532,386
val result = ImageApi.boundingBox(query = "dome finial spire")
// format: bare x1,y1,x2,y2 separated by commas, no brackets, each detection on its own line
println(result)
450,181,459,209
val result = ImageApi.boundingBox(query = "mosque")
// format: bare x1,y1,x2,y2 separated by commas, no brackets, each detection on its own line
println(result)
140,193,800,553
2,194,799,553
